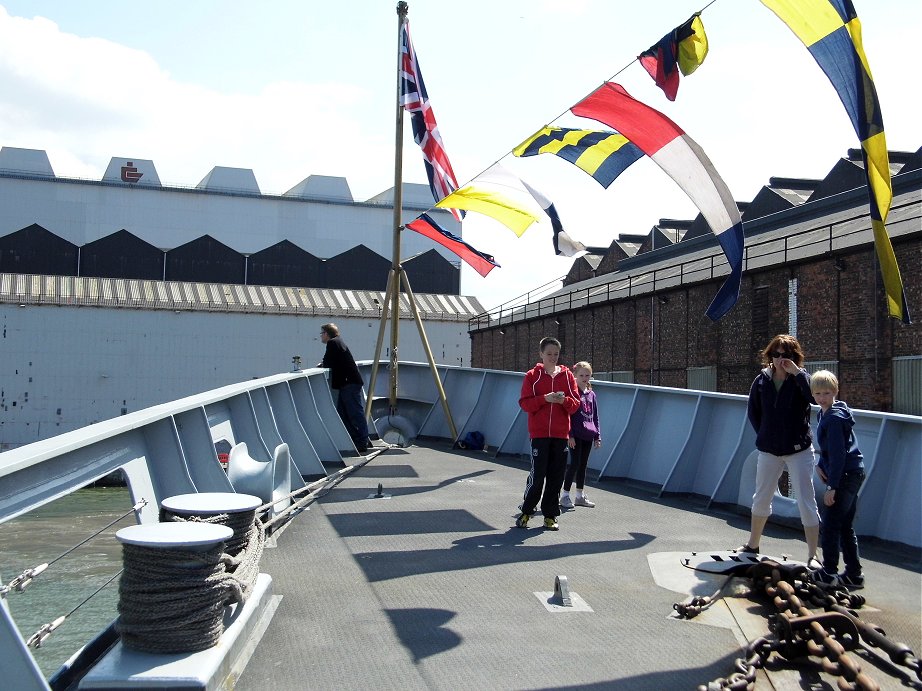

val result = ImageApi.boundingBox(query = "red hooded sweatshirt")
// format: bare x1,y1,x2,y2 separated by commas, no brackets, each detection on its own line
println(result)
518,363,580,439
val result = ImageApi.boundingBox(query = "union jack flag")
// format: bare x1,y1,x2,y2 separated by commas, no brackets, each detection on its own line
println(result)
399,21,463,222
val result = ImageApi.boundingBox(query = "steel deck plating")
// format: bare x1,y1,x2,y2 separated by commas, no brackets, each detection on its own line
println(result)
240,442,921,690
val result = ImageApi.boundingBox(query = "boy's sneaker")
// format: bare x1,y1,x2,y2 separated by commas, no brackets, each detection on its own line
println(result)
515,513,531,529
736,544,759,554
811,568,840,588
560,494,574,509
544,516,559,531
839,573,865,590
574,492,595,508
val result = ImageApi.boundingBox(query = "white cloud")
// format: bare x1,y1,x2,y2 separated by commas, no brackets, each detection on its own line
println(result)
0,5,394,197
0,0,918,309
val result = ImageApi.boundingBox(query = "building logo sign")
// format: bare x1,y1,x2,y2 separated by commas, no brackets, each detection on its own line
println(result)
121,162,143,183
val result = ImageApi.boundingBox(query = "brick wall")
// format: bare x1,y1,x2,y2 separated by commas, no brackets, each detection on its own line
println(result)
471,236,921,411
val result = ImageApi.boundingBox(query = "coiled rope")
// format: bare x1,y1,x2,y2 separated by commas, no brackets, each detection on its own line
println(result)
117,541,237,653
162,508,265,600
118,508,265,654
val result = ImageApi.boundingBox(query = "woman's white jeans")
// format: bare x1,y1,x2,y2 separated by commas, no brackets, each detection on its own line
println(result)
751,447,820,527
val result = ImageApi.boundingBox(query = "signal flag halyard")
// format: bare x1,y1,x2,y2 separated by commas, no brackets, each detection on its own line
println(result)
399,20,464,222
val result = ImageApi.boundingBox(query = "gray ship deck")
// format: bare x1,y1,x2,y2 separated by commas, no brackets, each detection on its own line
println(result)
239,442,922,690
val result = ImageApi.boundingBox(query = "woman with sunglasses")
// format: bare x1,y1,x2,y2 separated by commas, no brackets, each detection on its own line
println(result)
740,334,820,565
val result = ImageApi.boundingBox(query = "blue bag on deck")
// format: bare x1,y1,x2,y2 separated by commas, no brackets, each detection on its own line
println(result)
457,430,485,451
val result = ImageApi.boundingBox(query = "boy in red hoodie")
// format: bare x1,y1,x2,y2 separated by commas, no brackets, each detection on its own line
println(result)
516,337,580,530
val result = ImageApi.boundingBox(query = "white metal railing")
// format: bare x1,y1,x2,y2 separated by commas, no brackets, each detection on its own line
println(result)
1,362,920,690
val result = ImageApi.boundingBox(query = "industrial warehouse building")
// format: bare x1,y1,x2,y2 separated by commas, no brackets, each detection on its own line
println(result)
0,146,480,448
470,147,922,415
0,146,464,293
2,144,920,449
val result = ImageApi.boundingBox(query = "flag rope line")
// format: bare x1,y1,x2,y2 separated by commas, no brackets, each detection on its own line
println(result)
414,0,720,209
405,0,907,324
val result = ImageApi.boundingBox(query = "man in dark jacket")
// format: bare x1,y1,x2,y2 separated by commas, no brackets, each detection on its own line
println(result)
320,323,370,452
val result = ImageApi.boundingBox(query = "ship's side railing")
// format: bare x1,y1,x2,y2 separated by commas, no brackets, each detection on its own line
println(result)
0,369,353,529
361,361,922,549
0,362,919,689
4,361,914,545
0,368,360,691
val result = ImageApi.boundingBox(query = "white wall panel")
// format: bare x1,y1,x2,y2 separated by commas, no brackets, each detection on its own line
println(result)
0,304,470,448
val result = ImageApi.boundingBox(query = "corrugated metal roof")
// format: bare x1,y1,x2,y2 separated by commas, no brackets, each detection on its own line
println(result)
471,181,920,330
0,274,483,321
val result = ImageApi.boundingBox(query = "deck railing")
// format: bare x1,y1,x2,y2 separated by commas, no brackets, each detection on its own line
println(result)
1,362,919,689
3,362,919,547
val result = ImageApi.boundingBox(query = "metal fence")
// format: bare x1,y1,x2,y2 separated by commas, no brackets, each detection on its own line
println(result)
470,198,921,332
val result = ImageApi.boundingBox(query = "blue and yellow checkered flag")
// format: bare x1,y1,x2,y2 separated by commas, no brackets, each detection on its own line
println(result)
762,0,910,323
513,127,644,189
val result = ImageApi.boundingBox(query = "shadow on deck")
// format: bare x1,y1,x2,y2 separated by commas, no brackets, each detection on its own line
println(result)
240,442,922,691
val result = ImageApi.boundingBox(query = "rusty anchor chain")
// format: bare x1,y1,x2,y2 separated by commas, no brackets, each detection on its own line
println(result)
675,559,922,690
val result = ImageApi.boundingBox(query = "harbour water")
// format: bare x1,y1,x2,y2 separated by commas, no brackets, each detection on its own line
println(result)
0,487,133,677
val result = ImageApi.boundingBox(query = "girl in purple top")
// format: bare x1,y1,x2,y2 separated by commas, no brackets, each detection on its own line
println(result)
561,362,602,509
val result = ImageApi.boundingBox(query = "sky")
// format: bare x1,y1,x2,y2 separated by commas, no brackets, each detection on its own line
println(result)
0,0,919,311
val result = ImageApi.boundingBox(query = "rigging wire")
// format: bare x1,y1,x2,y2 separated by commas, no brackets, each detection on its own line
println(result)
3,499,145,647
44,498,147,569
1,498,145,594
407,0,720,220
27,570,124,649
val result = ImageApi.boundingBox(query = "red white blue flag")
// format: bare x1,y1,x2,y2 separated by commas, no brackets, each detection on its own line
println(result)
399,22,463,222
406,213,499,277
573,83,744,321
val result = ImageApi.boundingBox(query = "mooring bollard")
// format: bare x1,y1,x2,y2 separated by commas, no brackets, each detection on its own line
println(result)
115,522,235,653
160,492,262,557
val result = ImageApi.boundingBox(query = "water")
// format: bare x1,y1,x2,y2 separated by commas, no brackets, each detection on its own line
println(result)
0,487,134,678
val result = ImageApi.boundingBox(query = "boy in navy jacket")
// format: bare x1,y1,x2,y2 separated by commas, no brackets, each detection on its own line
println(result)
811,370,866,589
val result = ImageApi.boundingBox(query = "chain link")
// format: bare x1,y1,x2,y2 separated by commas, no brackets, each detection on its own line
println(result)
677,559,921,689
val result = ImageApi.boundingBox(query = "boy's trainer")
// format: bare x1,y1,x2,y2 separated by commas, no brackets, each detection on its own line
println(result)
543,516,559,530
515,513,531,529
811,568,840,588
839,573,864,590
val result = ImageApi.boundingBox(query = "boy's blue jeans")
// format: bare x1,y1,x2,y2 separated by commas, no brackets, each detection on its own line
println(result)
820,469,865,576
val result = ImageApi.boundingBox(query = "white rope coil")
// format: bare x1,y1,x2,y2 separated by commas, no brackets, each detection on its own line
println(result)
117,542,237,654
118,510,265,653
161,509,265,601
